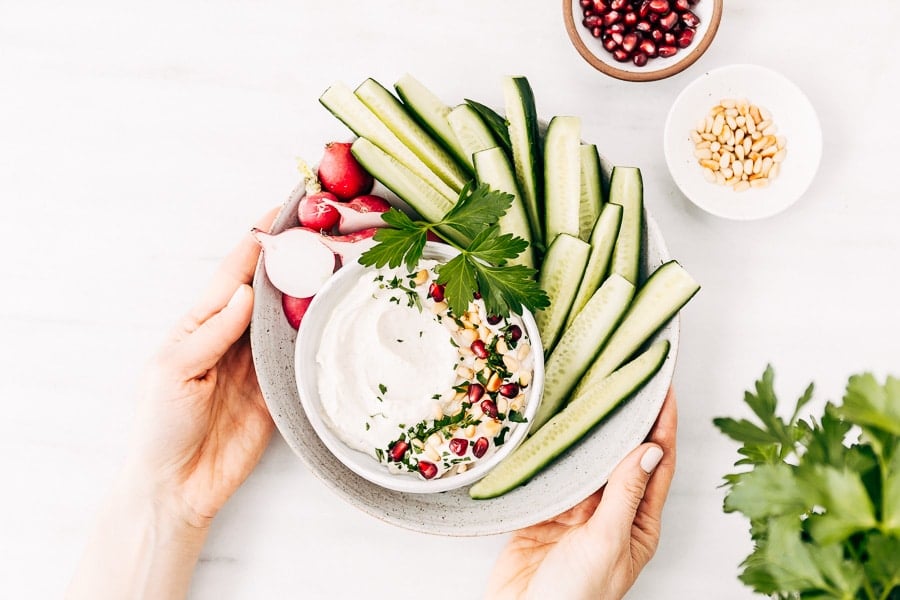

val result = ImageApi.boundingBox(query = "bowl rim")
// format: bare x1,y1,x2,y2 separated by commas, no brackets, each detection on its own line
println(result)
562,0,723,82
293,241,546,494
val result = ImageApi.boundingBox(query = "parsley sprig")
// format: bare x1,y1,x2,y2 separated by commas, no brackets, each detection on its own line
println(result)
714,367,900,600
359,183,549,318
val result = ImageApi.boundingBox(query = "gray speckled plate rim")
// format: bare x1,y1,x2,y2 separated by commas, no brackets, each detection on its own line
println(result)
250,162,679,537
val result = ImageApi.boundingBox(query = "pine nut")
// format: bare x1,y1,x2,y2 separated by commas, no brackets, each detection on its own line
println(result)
432,301,448,314
413,269,429,286
692,99,787,192
459,328,478,346
456,464,468,474
483,419,501,436
518,370,532,388
516,342,531,361
486,372,502,393
496,338,509,355
503,354,519,372
456,366,474,379
464,425,477,438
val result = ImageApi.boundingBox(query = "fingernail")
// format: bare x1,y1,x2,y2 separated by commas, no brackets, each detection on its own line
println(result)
640,446,664,474
227,284,250,308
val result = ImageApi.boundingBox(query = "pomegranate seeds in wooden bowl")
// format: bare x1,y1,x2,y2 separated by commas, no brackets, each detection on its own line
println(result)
563,0,722,81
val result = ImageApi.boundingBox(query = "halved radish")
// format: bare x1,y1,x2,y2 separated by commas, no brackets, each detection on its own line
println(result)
324,195,390,234
282,294,313,329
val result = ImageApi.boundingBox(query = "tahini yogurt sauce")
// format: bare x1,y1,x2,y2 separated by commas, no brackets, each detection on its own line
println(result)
315,259,533,480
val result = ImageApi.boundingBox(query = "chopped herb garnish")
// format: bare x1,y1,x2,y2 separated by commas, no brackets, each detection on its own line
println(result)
365,422,370,431
508,410,528,423
494,426,510,446
378,383,388,395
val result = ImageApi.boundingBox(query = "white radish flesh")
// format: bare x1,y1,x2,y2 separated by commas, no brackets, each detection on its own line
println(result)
252,228,335,298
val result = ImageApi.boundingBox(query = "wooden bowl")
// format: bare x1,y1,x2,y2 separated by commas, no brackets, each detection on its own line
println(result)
564,0,723,82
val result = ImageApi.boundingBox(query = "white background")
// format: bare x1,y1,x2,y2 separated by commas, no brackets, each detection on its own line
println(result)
3,1,899,598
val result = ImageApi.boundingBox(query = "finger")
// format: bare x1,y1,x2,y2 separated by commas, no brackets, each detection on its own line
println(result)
171,284,254,378
174,208,279,339
641,388,678,519
586,443,664,541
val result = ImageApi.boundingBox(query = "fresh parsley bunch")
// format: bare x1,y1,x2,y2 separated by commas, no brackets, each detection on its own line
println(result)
359,183,549,318
714,367,900,600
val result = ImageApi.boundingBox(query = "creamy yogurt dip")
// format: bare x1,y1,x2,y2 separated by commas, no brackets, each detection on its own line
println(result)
315,259,534,480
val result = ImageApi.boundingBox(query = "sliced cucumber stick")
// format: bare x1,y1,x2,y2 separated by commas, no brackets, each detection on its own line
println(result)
608,167,643,285
320,82,458,202
571,261,699,399
394,74,472,172
565,203,623,329
465,99,511,154
355,79,469,193
503,76,542,251
535,233,591,353
351,138,465,246
470,340,670,499
543,116,582,243
448,104,499,170
578,144,604,241
473,147,534,268
531,274,635,431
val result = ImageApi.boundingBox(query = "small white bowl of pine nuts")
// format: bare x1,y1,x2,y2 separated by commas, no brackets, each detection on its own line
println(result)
664,64,822,220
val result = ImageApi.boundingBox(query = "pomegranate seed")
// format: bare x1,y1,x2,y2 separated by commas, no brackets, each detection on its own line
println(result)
468,383,485,403
602,10,621,25
623,11,638,26
648,0,669,13
579,0,592,6
664,31,676,45
639,0,651,17
610,0,627,9
632,52,649,66
449,438,468,456
592,0,608,10
622,32,639,52
658,44,678,57
473,290,482,299
651,28,663,41
603,37,618,51
610,31,624,45
677,27,695,47
418,461,438,479
674,0,690,9
636,20,652,32
612,48,630,62
481,399,499,419
606,22,626,33
639,38,658,56
487,314,502,325
592,26,603,37
471,339,488,359
507,324,522,342
681,10,700,27
584,14,602,27
681,11,700,28
583,9,594,18
659,11,678,30
648,11,659,22
428,282,445,302
499,383,519,398
389,440,409,462
472,437,489,458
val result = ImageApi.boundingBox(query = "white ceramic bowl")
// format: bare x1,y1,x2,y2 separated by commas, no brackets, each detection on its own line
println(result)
294,242,545,494
564,0,723,82
664,64,823,219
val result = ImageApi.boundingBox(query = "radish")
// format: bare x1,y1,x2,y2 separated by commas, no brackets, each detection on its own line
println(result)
323,195,391,234
296,160,342,231
282,294,313,329
318,142,374,200
252,226,378,298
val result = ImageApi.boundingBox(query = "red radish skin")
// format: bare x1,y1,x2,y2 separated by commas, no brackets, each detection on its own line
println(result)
282,294,313,329
323,195,391,234
298,192,341,231
318,142,374,200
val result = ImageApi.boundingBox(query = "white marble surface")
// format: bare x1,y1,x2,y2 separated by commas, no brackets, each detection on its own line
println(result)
3,1,900,597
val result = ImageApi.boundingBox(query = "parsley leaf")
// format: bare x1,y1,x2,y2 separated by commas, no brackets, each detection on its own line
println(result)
441,183,514,241
357,182,546,317
714,367,900,600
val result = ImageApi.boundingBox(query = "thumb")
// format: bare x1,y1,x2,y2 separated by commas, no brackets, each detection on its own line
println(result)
173,284,254,377
587,443,664,538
